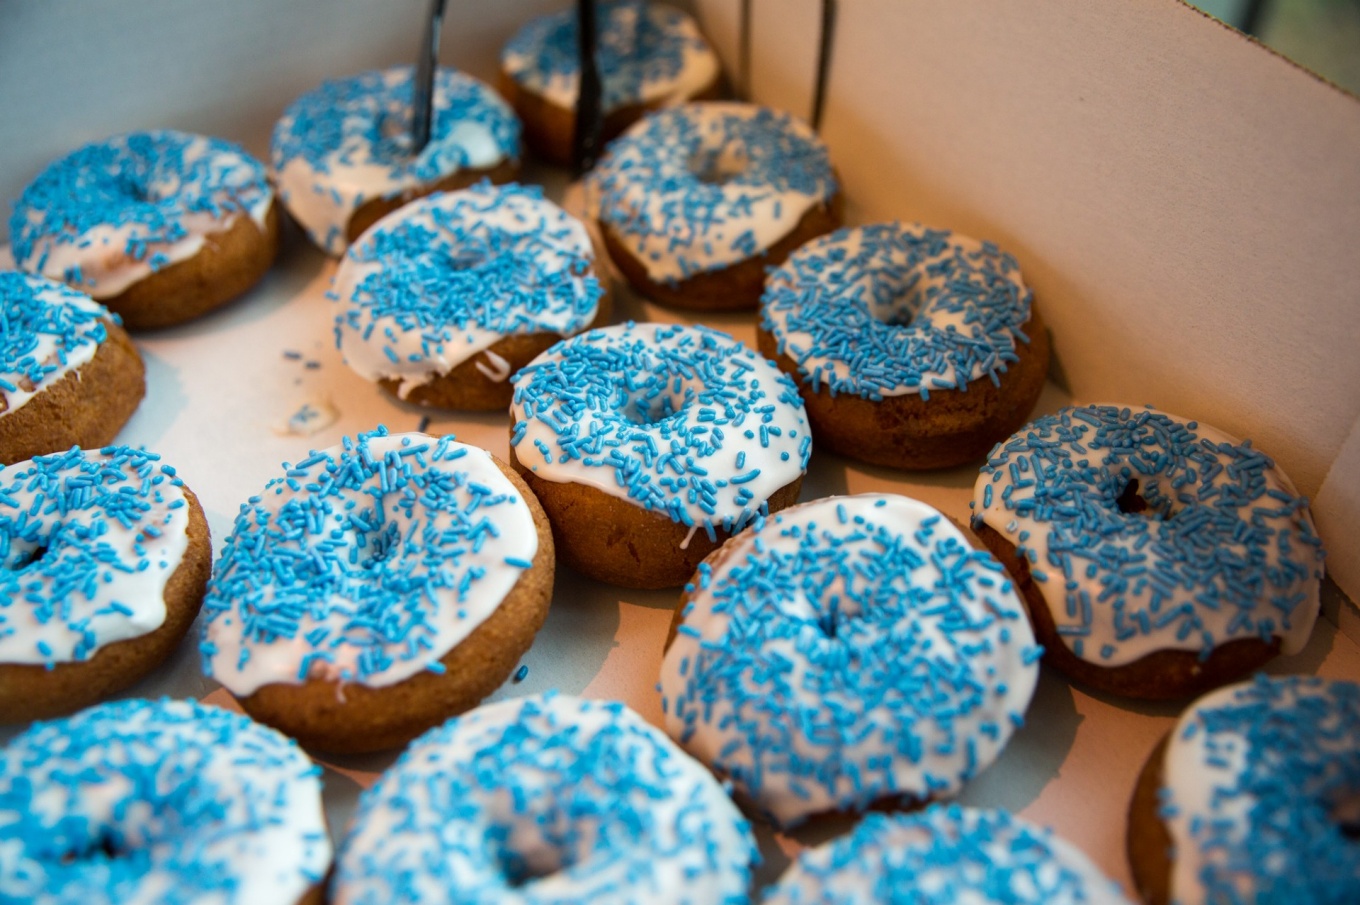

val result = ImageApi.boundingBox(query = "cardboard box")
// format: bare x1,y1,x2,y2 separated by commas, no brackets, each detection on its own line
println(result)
1,0,1357,895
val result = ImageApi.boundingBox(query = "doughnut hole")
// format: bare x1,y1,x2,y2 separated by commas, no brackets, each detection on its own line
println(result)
0,487,212,723
689,147,749,186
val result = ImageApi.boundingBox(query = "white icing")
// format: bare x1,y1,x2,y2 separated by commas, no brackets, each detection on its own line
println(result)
203,434,538,696
333,184,601,396
659,494,1039,827
501,1,719,113
590,102,836,282
332,694,754,904
0,699,331,905
765,808,1133,905
970,406,1322,666
0,447,192,666
0,274,109,419
510,322,809,531
16,132,272,300
272,67,518,256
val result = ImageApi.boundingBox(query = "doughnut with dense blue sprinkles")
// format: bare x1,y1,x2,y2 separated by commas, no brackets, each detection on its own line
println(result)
0,697,332,905
330,693,755,905
502,0,718,114
272,66,521,255
332,182,604,403
970,405,1324,673
761,223,1034,399
590,102,839,285
660,494,1040,828
1156,675,1360,905
201,428,539,696
0,272,111,416
510,321,809,584
0,445,193,668
10,130,272,299
763,805,1133,904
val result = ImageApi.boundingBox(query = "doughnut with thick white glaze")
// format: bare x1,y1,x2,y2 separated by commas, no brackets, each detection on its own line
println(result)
661,494,1040,827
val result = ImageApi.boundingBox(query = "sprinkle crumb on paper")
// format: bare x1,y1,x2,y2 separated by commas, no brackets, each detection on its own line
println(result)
275,397,339,436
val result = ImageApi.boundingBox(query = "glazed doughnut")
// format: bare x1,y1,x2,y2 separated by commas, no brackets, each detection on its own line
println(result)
9,130,278,329
1127,675,1360,904
509,321,810,588
759,222,1050,469
591,102,842,311
272,66,521,255
499,0,722,165
970,404,1325,699
0,272,144,465
333,182,608,411
0,697,331,905
331,693,756,904
764,805,1133,904
660,494,1040,828
200,428,554,753
0,446,211,723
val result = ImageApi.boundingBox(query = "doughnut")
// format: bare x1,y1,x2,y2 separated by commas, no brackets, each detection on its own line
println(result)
272,66,521,256
1127,675,1360,904
0,446,211,723
0,697,331,905
660,493,1040,828
970,404,1325,700
764,805,1133,904
9,129,278,330
333,182,608,411
200,428,554,753
759,223,1050,469
0,272,144,465
509,321,810,588
330,693,756,904
499,0,722,166
590,102,842,311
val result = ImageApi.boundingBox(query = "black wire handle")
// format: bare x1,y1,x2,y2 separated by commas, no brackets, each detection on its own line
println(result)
811,0,837,132
572,0,604,174
411,0,448,155
738,0,753,100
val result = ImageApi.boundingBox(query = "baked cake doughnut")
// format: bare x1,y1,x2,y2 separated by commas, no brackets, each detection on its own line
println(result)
272,66,521,255
970,404,1325,700
499,0,722,165
333,182,608,411
0,446,211,723
590,102,841,311
509,321,810,588
10,129,278,329
660,494,1040,828
1127,675,1360,905
764,805,1133,904
758,222,1050,469
0,272,144,465
331,693,756,904
200,428,554,753
0,697,331,905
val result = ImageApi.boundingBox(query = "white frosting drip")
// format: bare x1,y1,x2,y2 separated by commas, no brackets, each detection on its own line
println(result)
17,133,271,300
0,274,108,419
659,495,1039,827
204,434,538,696
333,185,601,396
332,694,753,904
0,448,192,666
501,1,719,113
591,103,836,282
970,407,1322,666
272,68,517,256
